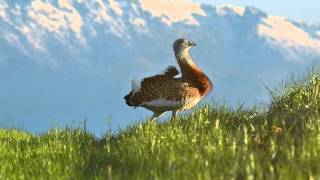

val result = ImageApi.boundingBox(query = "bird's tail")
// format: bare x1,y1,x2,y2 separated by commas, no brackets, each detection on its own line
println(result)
124,91,135,106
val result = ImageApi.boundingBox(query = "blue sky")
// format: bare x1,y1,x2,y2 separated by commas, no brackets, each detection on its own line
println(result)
194,0,319,24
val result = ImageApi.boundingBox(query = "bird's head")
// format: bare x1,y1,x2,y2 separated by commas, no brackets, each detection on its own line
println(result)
173,38,196,54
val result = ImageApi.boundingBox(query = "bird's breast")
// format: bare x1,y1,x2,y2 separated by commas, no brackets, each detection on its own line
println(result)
142,94,202,112
180,96,202,110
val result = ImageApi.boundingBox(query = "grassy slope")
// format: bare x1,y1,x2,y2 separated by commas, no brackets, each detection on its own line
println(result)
0,70,319,179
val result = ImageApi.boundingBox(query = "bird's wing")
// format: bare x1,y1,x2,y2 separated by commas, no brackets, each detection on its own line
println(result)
128,66,199,108
161,65,180,77
140,66,179,87
129,77,200,109
131,66,179,92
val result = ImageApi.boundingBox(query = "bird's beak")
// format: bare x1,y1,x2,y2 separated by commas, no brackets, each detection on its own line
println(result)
189,41,197,46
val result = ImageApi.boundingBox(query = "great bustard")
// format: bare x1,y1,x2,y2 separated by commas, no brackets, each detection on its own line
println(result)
124,39,213,121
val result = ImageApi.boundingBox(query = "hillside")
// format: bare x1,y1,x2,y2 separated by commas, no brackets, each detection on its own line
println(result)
0,69,319,179
1,0,320,133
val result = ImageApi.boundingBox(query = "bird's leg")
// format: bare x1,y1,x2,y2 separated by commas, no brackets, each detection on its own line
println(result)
149,111,165,122
171,110,178,121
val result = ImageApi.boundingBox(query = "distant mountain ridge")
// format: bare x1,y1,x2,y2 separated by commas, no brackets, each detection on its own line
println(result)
0,0,319,134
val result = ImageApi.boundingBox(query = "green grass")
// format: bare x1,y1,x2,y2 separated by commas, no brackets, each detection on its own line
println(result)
1,69,320,179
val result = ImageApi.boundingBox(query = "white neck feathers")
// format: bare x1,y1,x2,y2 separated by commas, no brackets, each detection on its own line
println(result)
175,47,196,66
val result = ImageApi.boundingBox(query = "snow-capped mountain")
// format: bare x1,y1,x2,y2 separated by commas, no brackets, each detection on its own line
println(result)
0,0,319,134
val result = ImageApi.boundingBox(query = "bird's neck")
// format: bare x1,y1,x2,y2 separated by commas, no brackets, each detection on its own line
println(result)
175,49,213,96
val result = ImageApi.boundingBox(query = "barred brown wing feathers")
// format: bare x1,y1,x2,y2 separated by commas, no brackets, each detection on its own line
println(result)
143,78,197,101
163,65,180,77
126,76,201,113
139,79,201,112
140,66,179,88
